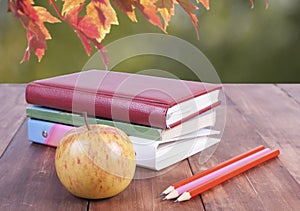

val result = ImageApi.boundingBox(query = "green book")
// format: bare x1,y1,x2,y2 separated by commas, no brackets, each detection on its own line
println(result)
26,105,216,142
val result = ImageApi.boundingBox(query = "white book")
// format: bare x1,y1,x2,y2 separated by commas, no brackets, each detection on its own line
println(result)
132,136,220,170
27,118,220,171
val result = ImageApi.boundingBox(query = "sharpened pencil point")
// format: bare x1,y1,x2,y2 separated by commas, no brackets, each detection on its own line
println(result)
162,197,167,201
159,193,165,196
160,186,174,196
177,192,192,202
165,190,179,200
174,199,179,203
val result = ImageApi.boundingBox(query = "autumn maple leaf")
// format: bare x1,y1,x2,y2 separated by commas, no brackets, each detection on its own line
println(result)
197,0,210,10
176,0,199,38
134,0,164,31
112,0,137,22
8,0,269,65
55,0,119,68
8,0,60,63
156,0,175,31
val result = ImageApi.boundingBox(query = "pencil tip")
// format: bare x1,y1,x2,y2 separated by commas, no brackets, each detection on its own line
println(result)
174,199,179,203
159,193,165,196
160,186,174,196
164,190,179,200
162,197,167,201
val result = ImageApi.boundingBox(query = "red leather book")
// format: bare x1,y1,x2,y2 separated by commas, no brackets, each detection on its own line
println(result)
26,70,221,129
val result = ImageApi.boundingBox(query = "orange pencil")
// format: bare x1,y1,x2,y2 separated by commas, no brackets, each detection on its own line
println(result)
160,145,266,195
175,149,280,202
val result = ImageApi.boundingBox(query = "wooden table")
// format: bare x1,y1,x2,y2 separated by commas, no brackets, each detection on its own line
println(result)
0,84,300,210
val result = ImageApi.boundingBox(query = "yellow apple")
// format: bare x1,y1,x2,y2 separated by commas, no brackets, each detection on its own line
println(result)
55,124,136,199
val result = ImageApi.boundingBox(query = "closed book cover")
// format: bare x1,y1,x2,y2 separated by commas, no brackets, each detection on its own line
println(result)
27,118,220,170
26,105,219,142
26,69,221,128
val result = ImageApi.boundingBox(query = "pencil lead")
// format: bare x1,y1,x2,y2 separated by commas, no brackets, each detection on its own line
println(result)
159,192,165,197
162,197,167,201
174,199,179,203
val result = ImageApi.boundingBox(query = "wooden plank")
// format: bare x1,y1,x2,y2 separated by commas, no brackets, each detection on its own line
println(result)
2,83,299,210
0,120,88,210
0,84,27,157
188,90,300,210
277,84,300,104
224,84,300,183
89,162,204,210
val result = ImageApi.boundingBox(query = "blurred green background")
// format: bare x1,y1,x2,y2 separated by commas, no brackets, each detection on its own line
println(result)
0,0,299,83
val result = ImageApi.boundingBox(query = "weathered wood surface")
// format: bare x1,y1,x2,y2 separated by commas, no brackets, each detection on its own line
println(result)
188,84,300,210
90,162,204,211
0,84,299,210
0,84,27,157
224,84,300,184
0,121,88,210
277,84,300,103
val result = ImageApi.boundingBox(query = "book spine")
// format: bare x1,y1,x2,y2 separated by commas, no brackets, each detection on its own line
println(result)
26,83,168,128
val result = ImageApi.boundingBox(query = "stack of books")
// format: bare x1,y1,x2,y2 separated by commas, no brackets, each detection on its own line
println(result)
26,70,222,170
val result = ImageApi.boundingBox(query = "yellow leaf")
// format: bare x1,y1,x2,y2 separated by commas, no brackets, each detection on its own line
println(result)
196,0,210,10
85,0,119,42
157,0,175,30
62,0,86,15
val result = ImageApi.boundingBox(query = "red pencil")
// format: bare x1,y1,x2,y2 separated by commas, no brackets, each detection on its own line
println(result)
160,145,266,195
175,149,280,202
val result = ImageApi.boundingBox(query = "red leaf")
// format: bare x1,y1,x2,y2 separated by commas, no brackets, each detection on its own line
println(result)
21,32,32,63
64,4,83,26
35,48,45,62
176,0,199,38
77,31,92,56
112,0,137,22
15,0,38,21
78,16,101,39
9,0,60,63
62,0,117,69
134,0,164,32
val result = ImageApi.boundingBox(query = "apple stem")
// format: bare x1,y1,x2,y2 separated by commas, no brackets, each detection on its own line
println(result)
83,112,91,130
